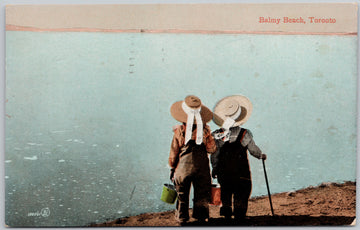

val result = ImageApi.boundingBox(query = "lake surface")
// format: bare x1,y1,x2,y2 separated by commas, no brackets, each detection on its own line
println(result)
5,31,357,226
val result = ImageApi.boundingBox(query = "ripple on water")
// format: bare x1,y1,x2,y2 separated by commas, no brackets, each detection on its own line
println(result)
24,156,38,160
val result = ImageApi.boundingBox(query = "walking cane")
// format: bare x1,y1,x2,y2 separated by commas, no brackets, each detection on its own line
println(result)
262,158,274,216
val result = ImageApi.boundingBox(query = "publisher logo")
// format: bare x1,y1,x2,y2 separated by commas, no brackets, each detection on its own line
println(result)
27,207,50,217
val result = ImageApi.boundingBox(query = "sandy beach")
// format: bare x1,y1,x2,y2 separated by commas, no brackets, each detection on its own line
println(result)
90,181,355,227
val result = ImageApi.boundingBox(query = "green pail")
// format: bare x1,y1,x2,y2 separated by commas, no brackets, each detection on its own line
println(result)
160,183,177,204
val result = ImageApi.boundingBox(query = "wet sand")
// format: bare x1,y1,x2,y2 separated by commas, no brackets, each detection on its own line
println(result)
90,181,355,227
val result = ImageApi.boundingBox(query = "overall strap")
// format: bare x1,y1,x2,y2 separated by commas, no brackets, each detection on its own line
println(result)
237,128,247,143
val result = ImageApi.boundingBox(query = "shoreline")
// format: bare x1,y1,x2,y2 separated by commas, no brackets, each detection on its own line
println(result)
90,181,356,227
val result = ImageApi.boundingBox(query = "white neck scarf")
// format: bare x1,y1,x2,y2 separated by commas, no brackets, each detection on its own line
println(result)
214,106,242,142
182,102,203,145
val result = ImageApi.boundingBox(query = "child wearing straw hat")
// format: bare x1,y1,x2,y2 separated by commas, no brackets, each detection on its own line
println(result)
168,95,217,224
210,95,267,220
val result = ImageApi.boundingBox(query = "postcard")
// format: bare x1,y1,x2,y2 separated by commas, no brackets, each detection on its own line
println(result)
4,3,357,227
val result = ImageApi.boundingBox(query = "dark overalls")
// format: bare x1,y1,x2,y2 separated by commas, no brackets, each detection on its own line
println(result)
173,140,211,222
215,128,252,219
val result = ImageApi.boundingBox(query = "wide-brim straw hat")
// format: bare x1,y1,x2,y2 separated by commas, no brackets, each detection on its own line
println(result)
213,95,253,127
170,95,213,123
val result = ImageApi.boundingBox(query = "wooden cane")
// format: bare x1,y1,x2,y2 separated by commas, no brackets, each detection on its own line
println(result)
262,158,274,216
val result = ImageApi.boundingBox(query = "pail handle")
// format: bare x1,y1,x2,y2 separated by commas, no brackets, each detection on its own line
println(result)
168,179,177,192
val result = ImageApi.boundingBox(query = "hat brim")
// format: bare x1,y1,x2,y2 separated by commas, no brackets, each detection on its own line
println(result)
213,95,253,127
170,101,213,123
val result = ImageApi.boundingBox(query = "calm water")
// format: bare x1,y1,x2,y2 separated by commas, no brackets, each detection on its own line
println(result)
5,31,357,226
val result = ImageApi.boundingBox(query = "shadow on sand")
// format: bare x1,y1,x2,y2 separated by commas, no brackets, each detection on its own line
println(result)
184,215,355,226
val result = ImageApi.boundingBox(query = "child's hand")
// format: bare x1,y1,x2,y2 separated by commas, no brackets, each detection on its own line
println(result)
170,168,175,182
261,153,267,160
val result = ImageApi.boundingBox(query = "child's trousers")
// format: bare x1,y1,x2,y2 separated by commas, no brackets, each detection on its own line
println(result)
218,177,252,219
173,141,211,222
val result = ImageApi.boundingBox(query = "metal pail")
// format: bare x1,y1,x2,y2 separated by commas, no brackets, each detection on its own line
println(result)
210,183,221,206
160,183,177,204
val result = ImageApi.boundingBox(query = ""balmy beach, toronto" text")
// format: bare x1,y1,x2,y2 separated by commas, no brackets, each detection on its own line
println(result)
258,16,336,24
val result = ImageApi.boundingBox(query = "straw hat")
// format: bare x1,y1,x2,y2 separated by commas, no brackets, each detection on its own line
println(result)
213,95,253,127
170,95,213,123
